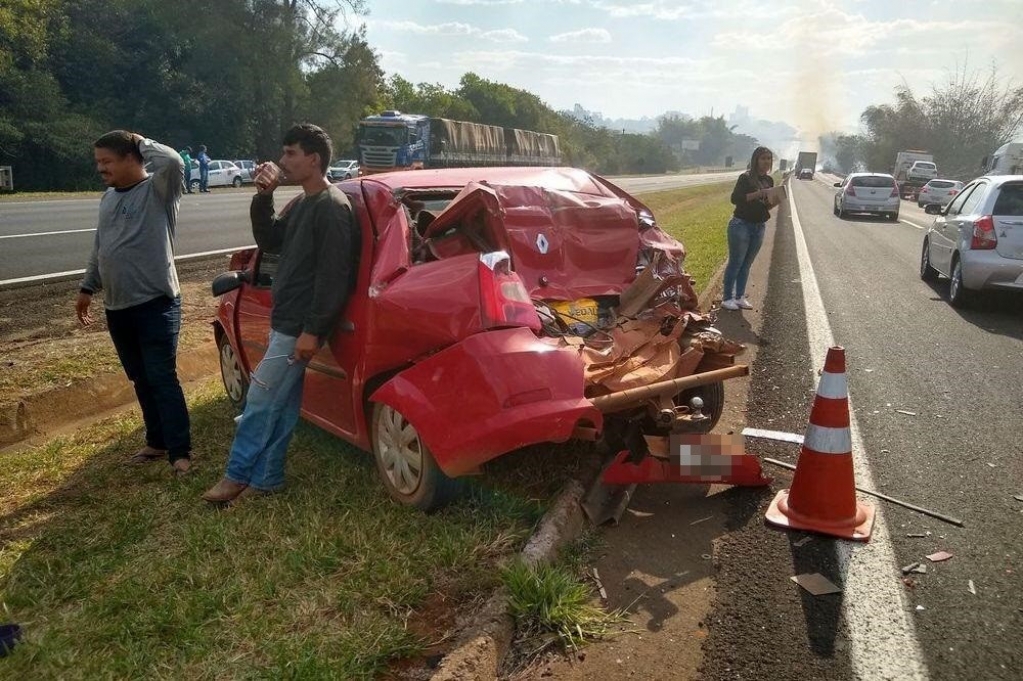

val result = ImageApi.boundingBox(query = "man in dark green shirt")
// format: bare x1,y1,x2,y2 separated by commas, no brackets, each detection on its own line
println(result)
203,123,357,503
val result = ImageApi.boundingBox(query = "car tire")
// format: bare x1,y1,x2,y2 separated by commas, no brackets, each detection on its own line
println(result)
833,202,839,217
917,202,924,208
919,239,938,282
838,206,846,219
889,212,899,222
218,332,248,412
371,402,465,512
948,256,972,308
232,176,243,188
344,173,352,180
675,381,724,434
189,179,200,192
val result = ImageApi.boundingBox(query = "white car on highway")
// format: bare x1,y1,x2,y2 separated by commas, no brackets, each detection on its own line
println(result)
187,160,245,191
833,173,901,222
917,179,964,208
920,175,1023,307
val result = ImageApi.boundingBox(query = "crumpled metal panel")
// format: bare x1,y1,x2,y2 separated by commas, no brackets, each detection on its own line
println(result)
370,327,603,477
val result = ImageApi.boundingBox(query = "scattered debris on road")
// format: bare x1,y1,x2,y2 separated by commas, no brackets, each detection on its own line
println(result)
968,580,977,595
895,409,917,416
791,573,842,596
926,551,953,563
901,562,928,575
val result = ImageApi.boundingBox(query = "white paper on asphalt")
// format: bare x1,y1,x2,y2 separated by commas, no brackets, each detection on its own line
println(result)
788,185,929,680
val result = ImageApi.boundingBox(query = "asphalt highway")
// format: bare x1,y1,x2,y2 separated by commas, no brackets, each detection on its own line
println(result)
0,171,741,286
700,176,1022,681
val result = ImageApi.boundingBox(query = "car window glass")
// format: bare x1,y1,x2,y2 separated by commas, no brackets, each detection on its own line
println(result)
992,184,1023,216
852,176,895,188
929,180,954,189
255,251,280,288
959,183,988,215
945,185,976,215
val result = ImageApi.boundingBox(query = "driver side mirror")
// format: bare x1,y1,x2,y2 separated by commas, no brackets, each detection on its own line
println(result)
833,182,842,187
211,270,250,297
924,204,942,215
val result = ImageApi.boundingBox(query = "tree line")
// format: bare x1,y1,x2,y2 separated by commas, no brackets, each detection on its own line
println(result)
819,65,1023,180
1,0,759,191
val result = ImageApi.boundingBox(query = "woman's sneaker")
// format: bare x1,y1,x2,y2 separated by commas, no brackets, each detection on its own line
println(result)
721,299,739,310
737,297,754,309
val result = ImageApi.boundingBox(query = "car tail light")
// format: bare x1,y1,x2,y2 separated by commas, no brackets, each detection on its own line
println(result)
948,189,958,196
970,215,997,250
478,251,541,331
890,185,899,198
845,185,856,197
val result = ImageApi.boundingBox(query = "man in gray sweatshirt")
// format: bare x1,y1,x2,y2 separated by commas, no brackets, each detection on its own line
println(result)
76,131,193,475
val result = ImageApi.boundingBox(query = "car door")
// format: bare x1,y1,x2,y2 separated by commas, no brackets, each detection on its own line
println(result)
207,161,225,187
236,251,277,372
932,183,978,273
298,189,371,440
953,182,990,255
990,181,1023,265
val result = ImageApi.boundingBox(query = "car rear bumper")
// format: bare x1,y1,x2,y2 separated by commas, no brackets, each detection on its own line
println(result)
844,199,899,213
961,250,1023,291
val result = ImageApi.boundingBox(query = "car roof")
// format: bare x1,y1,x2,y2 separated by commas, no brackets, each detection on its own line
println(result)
973,175,1023,185
360,166,612,194
847,172,895,179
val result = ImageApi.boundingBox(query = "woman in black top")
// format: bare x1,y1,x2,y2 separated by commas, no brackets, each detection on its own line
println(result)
722,146,777,310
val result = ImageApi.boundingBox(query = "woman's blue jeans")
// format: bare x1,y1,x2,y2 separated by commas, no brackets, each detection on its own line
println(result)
722,216,766,300
225,330,308,491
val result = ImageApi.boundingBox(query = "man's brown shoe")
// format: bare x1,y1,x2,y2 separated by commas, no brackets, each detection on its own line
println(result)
171,458,192,476
202,478,247,503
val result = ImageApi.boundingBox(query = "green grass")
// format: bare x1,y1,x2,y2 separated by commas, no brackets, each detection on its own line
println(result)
0,380,545,679
638,182,734,295
502,550,625,658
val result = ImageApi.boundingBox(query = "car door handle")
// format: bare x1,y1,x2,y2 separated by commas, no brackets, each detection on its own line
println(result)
1001,220,1023,225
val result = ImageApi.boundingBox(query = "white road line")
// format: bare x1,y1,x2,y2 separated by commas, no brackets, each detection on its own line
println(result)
0,228,96,240
788,189,929,680
900,218,926,230
0,246,252,288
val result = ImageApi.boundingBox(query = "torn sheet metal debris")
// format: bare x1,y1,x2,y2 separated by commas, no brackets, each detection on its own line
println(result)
895,409,917,416
741,427,804,445
901,562,928,575
968,580,977,595
926,551,953,562
791,573,842,596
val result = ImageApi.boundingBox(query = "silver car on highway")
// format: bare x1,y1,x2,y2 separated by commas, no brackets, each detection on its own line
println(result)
833,173,901,222
917,179,964,208
920,175,1023,307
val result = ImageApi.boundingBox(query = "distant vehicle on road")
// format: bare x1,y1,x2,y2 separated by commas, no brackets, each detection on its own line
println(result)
796,151,817,179
833,173,901,221
232,160,256,183
917,179,964,208
981,142,1023,176
188,159,244,191
893,150,936,200
328,159,359,181
797,168,813,180
920,175,1023,307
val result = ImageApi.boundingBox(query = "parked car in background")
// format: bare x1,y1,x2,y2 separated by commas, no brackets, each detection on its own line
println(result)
833,173,901,221
920,175,1023,307
232,160,256,183
917,179,964,208
211,167,750,511
328,159,359,181
188,159,245,190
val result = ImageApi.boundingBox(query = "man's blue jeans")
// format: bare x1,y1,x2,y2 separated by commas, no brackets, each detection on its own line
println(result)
722,216,766,300
225,330,308,491
105,295,191,462
199,167,209,192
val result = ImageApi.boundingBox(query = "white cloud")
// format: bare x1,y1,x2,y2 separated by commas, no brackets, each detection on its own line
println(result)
373,20,527,43
435,0,524,4
549,28,611,44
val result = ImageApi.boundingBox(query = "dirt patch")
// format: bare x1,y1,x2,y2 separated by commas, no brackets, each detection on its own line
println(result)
0,257,231,446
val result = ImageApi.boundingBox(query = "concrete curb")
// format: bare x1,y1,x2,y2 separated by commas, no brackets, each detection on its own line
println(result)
430,479,589,681
0,346,218,448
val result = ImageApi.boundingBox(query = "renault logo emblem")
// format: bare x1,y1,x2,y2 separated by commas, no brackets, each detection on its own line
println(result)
536,233,549,254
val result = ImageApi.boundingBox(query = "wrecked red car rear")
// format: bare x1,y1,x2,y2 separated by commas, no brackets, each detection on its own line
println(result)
213,167,747,511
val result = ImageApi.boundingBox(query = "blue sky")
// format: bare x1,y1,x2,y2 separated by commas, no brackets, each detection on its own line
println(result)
356,0,1023,143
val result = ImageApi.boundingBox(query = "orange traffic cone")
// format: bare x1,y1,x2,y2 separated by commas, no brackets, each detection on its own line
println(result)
765,346,875,541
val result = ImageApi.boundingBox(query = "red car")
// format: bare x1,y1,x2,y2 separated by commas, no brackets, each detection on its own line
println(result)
213,167,750,511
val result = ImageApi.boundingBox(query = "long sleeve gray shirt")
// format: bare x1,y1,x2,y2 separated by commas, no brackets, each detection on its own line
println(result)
81,138,184,310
